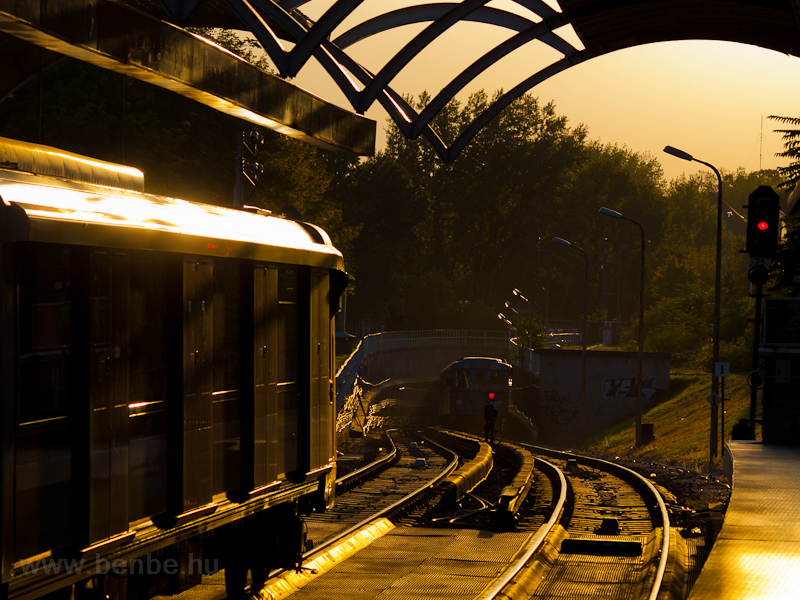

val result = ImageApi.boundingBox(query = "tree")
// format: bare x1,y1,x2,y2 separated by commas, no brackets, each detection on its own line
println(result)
187,28,272,72
768,115,800,191
342,89,678,333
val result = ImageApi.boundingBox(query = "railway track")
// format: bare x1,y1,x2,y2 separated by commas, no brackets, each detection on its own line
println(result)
261,427,679,600
496,441,672,600
304,430,458,550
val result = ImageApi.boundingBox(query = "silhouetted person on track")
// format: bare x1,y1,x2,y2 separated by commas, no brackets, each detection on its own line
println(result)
484,393,498,443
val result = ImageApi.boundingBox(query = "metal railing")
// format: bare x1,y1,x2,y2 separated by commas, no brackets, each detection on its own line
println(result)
547,331,582,348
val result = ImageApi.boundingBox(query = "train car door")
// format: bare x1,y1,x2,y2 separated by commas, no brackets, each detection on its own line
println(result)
309,269,332,470
0,242,13,580
15,243,74,559
253,264,278,487
182,258,214,511
277,267,301,477
88,250,130,544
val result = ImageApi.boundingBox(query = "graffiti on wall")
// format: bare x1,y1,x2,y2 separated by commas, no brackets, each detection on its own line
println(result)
544,390,577,425
603,377,658,401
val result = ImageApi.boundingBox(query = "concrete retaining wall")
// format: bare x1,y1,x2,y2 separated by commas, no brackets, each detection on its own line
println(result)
523,348,671,446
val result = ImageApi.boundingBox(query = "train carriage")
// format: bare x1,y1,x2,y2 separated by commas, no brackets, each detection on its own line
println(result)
0,137,345,600
439,357,512,434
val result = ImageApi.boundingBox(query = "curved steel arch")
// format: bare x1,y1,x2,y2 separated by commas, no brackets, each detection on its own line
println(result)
42,0,800,161
446,51,594,161
355,0,493,112
411,16,574,139
333,5,544,48
327,0,800,161
238,0,435,145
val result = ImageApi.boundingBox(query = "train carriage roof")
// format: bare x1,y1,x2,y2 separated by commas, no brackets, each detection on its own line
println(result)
442,357,512,373
0,138,344,270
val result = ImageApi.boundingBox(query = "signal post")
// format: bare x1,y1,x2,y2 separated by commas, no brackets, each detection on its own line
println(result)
743,186,785,441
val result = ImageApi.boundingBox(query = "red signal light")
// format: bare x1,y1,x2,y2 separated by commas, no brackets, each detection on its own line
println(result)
757,220,769,231
488,392,496,400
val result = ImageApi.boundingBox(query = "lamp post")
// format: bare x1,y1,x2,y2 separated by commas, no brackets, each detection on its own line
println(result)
498,312,516,338
513,288,533,348
663,145,722,459
503,301,519,333
598,208,645,447
552,237,588,442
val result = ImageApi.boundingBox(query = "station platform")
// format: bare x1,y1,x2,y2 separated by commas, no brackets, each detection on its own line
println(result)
688,441,800,599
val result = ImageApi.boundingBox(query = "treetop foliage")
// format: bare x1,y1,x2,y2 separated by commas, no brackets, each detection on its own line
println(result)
0,46,790,370
768,115,800,191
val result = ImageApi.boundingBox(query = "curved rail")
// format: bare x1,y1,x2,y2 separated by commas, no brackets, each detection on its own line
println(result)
516,444,671,600
432,428,670,600
335,429,398,494
300,431,460,562
480,455,567,599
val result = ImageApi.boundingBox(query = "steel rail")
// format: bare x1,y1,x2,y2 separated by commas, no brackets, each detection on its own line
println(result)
334,429,398,494
479,455,566,599
515,443,671,600
433,428,669,600
297,431,460,563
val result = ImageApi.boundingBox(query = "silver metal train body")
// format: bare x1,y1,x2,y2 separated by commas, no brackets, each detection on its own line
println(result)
0,138,345,600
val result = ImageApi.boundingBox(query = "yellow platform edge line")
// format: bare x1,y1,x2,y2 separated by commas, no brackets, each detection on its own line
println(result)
258,518,396,600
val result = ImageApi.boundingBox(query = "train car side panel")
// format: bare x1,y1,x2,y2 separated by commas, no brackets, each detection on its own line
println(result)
87,249,131,544
1,241,15,583
128,252,170,522
182,257,215,513
295,266,312,477
15,242,74,559
309,269,331,471
211,259,242,496
276,267,301,478
251,262,280,490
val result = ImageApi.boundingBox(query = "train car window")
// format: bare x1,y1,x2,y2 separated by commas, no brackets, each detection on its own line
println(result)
278,267,298,384
474,372,487,391
490,371,506,385
455,370,470,390
18,244,71,423
128,252,168,521
213,259,241,494
15,242,73,558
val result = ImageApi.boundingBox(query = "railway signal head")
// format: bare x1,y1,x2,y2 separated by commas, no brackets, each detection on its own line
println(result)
487,392,496,403
746,186,781,258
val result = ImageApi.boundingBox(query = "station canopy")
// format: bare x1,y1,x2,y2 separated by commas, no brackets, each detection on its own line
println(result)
2,1,799,160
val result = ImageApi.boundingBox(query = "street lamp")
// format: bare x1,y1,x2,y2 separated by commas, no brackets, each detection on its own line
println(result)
498,312,516,333
503,301,519,332
552,237,588,442
597,208,645,447
663,145,723,458
513,288,533,348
